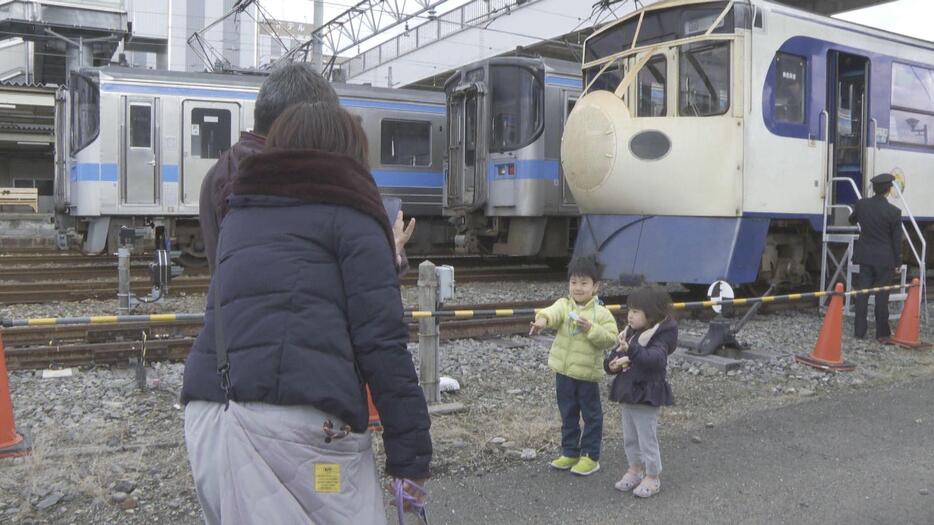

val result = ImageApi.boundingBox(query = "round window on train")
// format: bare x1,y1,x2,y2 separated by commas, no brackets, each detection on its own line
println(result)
629,130,671,161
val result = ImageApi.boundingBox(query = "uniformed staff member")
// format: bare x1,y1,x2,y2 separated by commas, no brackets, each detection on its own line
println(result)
848,173,903,341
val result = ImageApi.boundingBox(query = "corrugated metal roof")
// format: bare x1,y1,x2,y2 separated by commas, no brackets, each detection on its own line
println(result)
0,80,59,91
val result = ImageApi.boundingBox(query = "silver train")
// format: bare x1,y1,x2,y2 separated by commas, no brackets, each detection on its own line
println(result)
59,66,449,262
444,56,582,259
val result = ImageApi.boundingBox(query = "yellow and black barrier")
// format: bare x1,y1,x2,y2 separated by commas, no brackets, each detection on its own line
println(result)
1,313,205,328
0,283,914,327
402,283,912,320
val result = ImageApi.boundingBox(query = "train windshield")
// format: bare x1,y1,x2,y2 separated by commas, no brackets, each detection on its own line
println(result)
585,1,736,62
70,72,100,154
489,65,543,152
679,41,730,116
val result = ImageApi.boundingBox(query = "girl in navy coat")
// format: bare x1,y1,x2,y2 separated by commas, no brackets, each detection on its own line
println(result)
604,286,677,498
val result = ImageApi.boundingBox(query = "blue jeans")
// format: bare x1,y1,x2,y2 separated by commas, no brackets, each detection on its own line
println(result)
555,373,602,460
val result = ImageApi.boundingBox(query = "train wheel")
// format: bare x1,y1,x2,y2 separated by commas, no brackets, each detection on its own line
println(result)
176,252,208,269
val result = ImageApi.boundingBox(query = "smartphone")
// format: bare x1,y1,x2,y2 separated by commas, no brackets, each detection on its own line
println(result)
382,196,403,224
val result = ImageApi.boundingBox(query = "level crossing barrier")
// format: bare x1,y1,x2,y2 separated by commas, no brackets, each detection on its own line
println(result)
401,284,912,319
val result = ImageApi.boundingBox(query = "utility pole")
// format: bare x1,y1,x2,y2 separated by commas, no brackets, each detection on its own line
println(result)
312,0,323,72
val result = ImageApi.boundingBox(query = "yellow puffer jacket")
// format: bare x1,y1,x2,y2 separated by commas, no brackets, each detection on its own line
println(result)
536,296,619,382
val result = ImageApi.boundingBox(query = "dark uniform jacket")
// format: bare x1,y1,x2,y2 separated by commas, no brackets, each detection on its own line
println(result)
848,194,903,267
182,149,431,479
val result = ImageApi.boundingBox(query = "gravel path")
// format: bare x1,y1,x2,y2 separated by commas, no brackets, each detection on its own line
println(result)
1,301,931,522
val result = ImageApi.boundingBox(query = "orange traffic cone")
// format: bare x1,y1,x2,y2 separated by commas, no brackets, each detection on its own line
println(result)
796,283,855,372
366,385,382,432
887,278,929,349
0,330,30,458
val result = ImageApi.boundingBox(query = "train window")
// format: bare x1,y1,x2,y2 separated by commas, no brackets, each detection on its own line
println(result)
586,2,734,61
679,41,730,116
565,97,577,120
129,105,152,148
891,63,934,113
585,59,623,94
190,108,232,159
586,22,637,62
490,65,543,152
890,63,934,148
637,55,668,117
890,110,934,148
465,94,478,171
381,119,431,166
774,53,806,124
70,73,99,154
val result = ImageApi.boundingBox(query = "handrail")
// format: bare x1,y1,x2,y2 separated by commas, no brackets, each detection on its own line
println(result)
819,110,829,200
868,117,878,182
891,183,928,322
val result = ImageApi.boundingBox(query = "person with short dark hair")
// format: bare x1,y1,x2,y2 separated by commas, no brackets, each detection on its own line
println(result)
182,102,431,524
197,63,415,272
529,255,618,476
605,286,677,498
848,173,903,342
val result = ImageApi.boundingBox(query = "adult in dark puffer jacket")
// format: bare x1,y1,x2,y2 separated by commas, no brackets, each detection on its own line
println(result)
198,63,339,274
182,102,431,525
604,286,677,499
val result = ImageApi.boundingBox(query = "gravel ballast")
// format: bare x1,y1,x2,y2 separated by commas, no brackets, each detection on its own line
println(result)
1,286,932,522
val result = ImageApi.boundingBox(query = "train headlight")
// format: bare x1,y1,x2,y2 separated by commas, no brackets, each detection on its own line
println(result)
560,91,625,193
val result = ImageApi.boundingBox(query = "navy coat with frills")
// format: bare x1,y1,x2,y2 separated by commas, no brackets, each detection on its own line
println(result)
604,318,677,407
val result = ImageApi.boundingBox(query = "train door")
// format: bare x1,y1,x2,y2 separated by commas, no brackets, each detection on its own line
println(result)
123,98,158,204
446,73,486,209
828,51,870,208
561,93,578,207
181,101,239,204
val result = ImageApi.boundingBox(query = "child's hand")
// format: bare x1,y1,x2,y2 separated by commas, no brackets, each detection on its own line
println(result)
616,332,629,352
608,356,630,372
529,317,547,336
575,316,592,332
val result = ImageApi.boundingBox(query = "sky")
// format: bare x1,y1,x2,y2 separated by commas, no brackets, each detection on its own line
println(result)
834,0,934,42
256,0,934,58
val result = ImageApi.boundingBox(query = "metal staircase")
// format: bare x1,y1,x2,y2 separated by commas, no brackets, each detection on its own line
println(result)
820,177,927,321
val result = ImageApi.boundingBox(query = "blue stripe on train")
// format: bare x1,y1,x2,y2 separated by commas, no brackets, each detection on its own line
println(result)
100,83,445,114
487,159,560,181
70,163,443,188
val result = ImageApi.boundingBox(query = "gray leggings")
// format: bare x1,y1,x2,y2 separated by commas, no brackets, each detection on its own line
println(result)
621,403,662,476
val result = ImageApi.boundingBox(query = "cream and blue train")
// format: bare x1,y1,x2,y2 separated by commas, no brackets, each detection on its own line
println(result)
60,66,447,263
561,0,933,287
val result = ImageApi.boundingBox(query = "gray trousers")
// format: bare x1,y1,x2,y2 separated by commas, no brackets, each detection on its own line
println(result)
184,400,386,525
621,404,662,476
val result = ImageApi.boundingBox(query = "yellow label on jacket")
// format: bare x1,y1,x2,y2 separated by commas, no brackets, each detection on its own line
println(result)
314,463,341,493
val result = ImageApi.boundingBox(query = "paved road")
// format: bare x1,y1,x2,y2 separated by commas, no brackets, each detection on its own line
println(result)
418,379,934,524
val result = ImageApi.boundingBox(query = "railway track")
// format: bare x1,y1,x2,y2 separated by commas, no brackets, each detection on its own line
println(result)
0,266,564,304
1,300,552,370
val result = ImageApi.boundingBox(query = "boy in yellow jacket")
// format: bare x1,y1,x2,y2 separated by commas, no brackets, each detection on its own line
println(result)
530,255,618,476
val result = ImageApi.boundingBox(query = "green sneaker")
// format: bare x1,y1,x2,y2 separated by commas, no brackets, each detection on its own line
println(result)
570,456,600,476
549,455,580,470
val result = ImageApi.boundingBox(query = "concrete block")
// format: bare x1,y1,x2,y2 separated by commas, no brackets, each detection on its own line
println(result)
673,348,742,372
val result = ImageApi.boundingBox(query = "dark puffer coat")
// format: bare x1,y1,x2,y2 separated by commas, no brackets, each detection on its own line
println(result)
604,318,677,407
181,149,431,479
